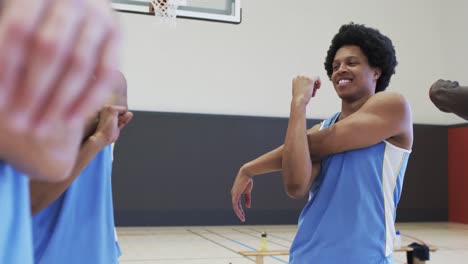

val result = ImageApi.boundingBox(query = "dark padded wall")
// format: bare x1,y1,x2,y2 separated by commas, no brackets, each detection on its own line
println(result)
396,125,448,221
112,111,448,226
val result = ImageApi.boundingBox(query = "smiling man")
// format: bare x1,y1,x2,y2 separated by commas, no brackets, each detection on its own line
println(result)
230,23,413,263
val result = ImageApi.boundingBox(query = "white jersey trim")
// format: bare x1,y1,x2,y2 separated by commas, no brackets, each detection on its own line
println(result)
382,141,409,256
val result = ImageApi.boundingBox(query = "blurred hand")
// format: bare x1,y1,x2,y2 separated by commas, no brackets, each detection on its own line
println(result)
0,0,121,180
0,0,121,136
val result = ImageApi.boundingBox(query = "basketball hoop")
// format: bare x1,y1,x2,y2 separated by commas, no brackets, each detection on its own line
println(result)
149,0,187,27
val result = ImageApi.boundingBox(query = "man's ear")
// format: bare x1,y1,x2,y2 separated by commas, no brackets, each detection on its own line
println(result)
373,68,382,81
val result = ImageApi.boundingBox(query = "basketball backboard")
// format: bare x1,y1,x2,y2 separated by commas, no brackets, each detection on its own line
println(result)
112,0,242,24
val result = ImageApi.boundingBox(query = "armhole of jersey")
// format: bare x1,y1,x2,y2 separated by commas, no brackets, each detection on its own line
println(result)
319,121,325,131
111,143,115,162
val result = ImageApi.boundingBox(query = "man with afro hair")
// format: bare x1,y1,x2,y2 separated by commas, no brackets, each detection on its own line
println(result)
231,23,413,263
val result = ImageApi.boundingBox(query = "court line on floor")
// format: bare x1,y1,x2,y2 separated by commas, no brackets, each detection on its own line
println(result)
187,229,255,263
120,256,250,262
231,228,290,248
203,228,288,264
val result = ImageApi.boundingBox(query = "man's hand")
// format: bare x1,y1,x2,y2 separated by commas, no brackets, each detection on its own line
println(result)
231,167,254,222
0,0,121,180
430,79,460,91
118,111,133,130
0,0,121,136
429,79,460,112
93,106,133,147
292,76,321,105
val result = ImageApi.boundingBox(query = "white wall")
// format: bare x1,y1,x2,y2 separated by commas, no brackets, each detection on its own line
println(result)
119,0,468,125
438,0,468,124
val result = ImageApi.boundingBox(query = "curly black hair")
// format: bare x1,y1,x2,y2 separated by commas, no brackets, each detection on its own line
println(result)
324,23,397,93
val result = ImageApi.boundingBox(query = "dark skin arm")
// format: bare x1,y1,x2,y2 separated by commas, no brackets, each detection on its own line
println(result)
231,84,412,221
282,76,321,198
429,79,468,120
29,71,132,214
230,143,321,222
30,106,133,215
284,89,412,197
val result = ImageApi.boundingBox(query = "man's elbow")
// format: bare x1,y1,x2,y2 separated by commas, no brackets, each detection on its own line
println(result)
282,167,310,198
283,175,309,199
284,183,308,199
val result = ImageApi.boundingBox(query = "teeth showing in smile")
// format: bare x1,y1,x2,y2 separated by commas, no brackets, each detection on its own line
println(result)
338,79,351,85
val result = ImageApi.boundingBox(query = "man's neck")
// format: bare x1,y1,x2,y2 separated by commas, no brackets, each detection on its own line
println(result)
339,94,373,120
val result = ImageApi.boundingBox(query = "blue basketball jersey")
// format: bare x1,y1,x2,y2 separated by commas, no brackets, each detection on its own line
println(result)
32,145,121,264
0,162,33,264
289,112,411,264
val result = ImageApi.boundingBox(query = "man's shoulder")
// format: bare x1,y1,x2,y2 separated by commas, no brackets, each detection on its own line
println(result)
370,91,408,103
364,91,411,114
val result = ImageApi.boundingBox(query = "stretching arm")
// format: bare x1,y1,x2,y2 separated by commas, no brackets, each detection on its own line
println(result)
29,106,133,214
306,92,413,160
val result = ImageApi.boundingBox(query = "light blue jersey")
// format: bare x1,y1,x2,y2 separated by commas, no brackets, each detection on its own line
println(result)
32,145,121,264
0,162,33,264
289,112,411,264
